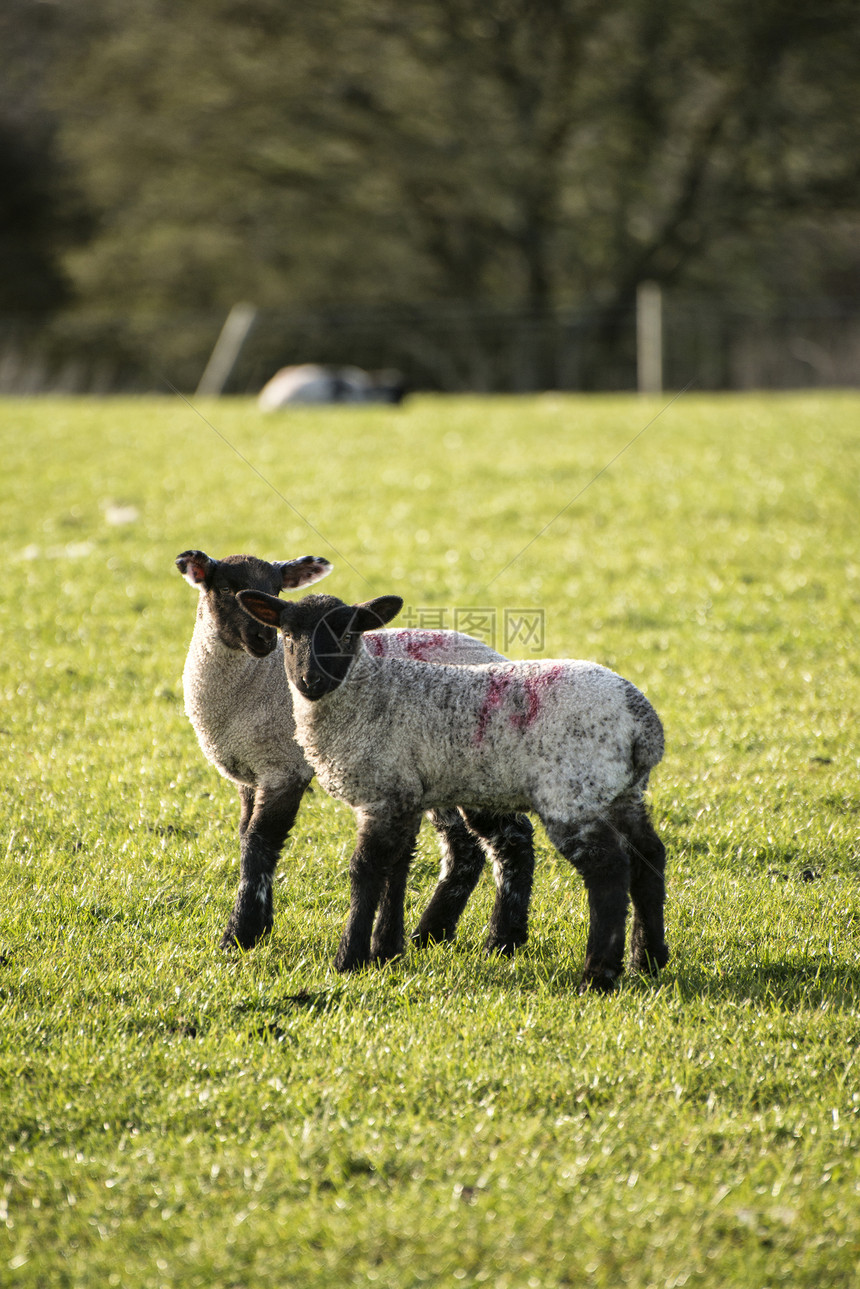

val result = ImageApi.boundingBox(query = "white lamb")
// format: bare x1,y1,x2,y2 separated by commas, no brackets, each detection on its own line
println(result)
237,590,669,992
176,551,533,952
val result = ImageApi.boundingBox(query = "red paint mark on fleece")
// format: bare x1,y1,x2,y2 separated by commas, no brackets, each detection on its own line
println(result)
400,630,448,661
474,665,565,745
366,629,450,661
475,672,514,745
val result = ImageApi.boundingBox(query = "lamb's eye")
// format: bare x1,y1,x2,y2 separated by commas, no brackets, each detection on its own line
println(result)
342,633,355,649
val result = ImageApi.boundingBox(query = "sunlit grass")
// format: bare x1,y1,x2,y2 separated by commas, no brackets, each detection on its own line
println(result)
1,392,858,1287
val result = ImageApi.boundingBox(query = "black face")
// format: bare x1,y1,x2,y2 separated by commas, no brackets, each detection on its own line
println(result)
283,601,362,700
203,556,286,657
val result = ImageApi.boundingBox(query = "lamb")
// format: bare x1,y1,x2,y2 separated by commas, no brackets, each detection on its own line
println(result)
236,590,669,992
176,551,534,952
258,364,405,409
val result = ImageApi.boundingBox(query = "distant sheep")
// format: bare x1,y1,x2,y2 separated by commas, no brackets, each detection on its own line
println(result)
237,590,669,992
258,364,405,409
177,551,533,952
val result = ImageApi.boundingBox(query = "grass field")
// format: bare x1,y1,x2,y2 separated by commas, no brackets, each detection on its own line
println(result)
1,392,858,1288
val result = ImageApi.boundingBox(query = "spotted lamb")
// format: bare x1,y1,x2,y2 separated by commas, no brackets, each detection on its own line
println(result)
177,551,533,952
236,590,669,992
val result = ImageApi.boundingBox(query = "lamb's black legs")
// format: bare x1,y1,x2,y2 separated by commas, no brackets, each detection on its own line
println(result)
220,778,309,950
626,809,669,975
224,792,535,958
411,810,487,946
411,810,535,955
224,782,666,989
336,811,423,972
465,811,535,955
545,800,668,992
545,819,631,993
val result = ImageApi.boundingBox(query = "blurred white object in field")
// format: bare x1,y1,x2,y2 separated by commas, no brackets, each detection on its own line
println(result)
258,363,405,409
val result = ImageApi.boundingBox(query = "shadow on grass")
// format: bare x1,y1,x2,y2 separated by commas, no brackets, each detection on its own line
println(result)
667,956,860,1009
234,988,346,1040
150,991,346,1042
132,956,860,1047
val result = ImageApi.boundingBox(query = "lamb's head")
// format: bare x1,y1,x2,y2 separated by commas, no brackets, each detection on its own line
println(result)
237,591,402,699
176,549,332,658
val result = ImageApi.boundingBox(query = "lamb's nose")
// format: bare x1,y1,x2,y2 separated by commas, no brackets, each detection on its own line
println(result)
302,673,326,698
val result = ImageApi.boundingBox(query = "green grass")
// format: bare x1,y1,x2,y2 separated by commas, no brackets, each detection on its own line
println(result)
1,392,858,1287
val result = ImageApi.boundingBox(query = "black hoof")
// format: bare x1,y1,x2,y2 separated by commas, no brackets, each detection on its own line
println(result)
411,926,455,948
334,949,370,973
371,951,403,969
630,945,669,976
219,920,270,952
484,935,526,958
578,970,618,995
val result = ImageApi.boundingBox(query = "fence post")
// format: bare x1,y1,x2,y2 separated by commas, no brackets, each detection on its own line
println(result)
636,281,663,393
195,303,257,397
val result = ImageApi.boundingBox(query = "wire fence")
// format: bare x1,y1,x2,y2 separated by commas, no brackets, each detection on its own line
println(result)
1,294,858,395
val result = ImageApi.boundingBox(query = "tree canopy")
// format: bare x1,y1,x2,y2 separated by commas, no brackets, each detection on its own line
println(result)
2,0,859,386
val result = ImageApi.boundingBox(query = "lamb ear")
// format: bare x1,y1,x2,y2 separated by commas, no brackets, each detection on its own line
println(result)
350,596,403,633
176,549,216,588
274,556,333,590
236,589,290,629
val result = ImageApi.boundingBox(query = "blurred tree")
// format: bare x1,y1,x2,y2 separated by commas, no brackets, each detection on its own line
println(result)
0,120,79,313
25,0,860,384
0,1,90,315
